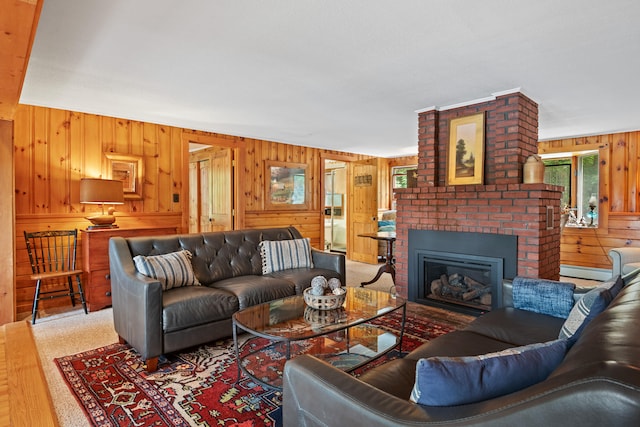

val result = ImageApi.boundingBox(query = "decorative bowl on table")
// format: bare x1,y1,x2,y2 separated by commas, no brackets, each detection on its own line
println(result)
303,286,346,310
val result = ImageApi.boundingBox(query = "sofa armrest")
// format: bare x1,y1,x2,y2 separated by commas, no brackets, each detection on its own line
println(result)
109,237,164,361
283,355,431,427
609,247,640,276
311,248,346,283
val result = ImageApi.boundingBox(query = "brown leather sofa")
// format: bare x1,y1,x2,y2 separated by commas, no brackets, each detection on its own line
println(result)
283,275,640,426
109,227,345,371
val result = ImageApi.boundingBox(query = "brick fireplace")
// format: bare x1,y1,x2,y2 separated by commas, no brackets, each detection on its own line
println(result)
394,91,563,304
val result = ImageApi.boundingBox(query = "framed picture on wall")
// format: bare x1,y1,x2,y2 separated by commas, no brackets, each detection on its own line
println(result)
264,160,310,210
447,112,485,185
105,153,144,200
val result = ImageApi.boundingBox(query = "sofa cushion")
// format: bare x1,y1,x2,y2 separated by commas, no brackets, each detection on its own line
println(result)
259,238,314,274
267,267,342,294
463,307,566,346
357,358,418,400
213,275,296,309
559,285,612,342
406,330,527,362
512,277,575,318
133,249,200,290
162,286,239,333
410,338,569,406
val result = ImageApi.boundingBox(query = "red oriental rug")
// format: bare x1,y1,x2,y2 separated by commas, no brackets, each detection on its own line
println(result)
55,310,467,427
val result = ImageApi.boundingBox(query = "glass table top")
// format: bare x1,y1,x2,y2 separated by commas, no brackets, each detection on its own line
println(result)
233,287,406,341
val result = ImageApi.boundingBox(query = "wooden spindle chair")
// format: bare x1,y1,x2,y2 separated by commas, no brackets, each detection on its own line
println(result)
23,229,88,324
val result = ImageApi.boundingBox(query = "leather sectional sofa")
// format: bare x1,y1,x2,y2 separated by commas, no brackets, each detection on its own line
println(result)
283,274,640,426
108,227,345,371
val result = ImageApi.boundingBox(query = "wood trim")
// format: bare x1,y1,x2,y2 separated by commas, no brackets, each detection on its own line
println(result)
0,120,15,325
0,0,43,120
320,152,362,253
182,131,246,230
3,321,58,426
538,141,605,155
597,143,610,232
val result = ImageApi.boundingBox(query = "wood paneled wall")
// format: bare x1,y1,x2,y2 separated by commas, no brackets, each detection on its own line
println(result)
11,105,367,318
14,106,185,216
539,130,640,270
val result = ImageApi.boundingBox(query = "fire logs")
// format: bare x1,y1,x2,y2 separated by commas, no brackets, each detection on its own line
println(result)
430,273,491,307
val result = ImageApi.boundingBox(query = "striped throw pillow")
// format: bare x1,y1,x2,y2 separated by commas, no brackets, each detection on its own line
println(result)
259,238,314,274
558,285,612,343
133,250,200,291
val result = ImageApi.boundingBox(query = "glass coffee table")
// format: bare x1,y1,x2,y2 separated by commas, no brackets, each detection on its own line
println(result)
232,287,406,389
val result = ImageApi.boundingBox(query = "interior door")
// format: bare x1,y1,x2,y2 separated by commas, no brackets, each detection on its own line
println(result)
349,158,378,264
188,146,234,233
199,158,213,232
208,148,233,231
188,161,199,232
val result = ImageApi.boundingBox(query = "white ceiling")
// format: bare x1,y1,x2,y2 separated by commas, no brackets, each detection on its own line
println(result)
20,0,640,157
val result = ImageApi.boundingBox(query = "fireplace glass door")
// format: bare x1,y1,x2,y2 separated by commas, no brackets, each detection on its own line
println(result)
418,251,503,314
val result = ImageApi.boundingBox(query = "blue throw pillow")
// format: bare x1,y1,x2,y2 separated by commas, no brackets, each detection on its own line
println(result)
410,339,569,406
559,285,612,342
378,219,396,232
512,277,576,318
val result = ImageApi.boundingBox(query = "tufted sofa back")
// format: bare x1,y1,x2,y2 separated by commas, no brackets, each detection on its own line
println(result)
124,227,303,285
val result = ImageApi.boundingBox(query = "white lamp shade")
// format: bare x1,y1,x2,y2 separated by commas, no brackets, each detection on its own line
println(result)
80,178,125,204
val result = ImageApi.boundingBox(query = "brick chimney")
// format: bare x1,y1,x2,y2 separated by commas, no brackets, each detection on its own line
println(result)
394,91,563,300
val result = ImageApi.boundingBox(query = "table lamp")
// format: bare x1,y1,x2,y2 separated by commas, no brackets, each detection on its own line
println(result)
80,178,125,229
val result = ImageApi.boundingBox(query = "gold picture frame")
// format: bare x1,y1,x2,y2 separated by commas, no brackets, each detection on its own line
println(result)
264,160,310,210
447,112,485,185
105,153,144,200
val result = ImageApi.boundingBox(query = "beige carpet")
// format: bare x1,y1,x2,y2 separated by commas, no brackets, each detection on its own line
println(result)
344,258,396,292
28,260,462,426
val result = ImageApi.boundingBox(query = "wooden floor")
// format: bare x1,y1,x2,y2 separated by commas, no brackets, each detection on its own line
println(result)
0,321,58,426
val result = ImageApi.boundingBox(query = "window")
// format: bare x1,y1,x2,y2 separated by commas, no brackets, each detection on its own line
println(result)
392,165,418,189
544,159,571,208
543,152,599,227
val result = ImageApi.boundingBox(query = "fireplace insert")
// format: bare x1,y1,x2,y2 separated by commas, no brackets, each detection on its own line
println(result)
408,230,517,315
418,251,502,314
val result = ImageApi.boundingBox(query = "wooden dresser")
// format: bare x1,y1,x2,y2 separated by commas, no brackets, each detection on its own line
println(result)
80,227,177,312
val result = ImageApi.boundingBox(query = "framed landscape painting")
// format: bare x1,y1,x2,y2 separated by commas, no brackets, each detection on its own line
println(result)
264,160,310,210
447,112,485,185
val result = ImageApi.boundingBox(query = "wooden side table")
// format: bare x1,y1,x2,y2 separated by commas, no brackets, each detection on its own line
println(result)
357,231,396,286
80,227,177,311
